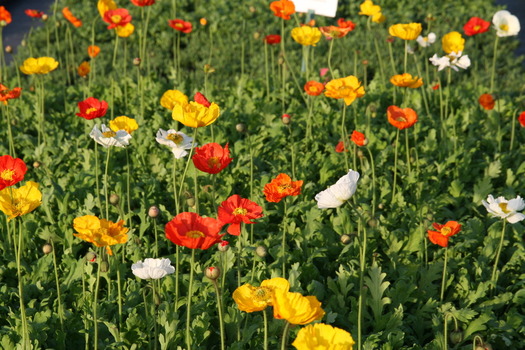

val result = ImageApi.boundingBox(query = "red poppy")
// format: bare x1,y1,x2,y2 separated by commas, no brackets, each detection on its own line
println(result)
463,17,490,36
130,0,156,6
264,34,281,45
0,6,12,25
168,19,192,33
269,0,295,20
192,143,233,174
165,212,224,249
218,195,264,235
0,155,27,191
194,92,211,107
0,84,22,105
337,18,356,30
335,141,346,153
427,221,461,247
387,105,418,130
62,7,82,27
432,84,440,90
76,97,109,120
518,112,525,127
351,130,367,146
103,9,132,29
25,9,44,19
88,45,101,58
304,81,324,96
478,93,495,110
263,173,303,203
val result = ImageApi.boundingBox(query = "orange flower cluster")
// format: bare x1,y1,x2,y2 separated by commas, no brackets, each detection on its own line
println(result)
0,84,21,105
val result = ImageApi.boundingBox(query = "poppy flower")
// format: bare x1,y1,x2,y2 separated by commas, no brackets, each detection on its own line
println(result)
115,23,135,37
103,8,132,29
518,112,525,127
0,155,27,191
233,277,290,312
304,81,324,96
319,25,353,39
155,129,194,159
441,31,465,54
427,221,461,247
76,97,109,120
390,73,423,88
337,18,356,30
0,181,42,221
90,124,132,148
165,212,224,250
292,323,355,350
200,18,207,26
217,195,263,235
77,61,90,77
388,23,422,40
263,173,303,203
160,89,188,110
194,92,210,107
264,34,281,45
131,258,174,280
351,130,367,146
97,0,117,18
335,141,346,153
273,289,325,325
88,45,101,58
315,169,360,209
130,0,156,6
62,7,82,27
324,75,365,106
358,0,385,23
19,57,59,75
482,195,525,224
479,93,495,110
0,84,22,105
109,116,139,134
387,105,418,130
73,215,129,255
25,9,44,19
172,101,220,128
492,10,520,37
168,19,192,33
463,17,490,36
0,6,12,25
416,33,436,47
291,26,322,46
269,0,295,20
192,143,233,174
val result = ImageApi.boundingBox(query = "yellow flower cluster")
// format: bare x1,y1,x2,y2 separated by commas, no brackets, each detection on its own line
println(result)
388,23,422,40
73,215,129,255
324,75,366,106
390,73,423,88
291,26,322,46
441,31,465,54
359,0,385,23
160,90,220,128
19,57,59,75
0,181,42,221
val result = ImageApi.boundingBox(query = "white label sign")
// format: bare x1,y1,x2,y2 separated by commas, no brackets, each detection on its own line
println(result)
291,0,338,18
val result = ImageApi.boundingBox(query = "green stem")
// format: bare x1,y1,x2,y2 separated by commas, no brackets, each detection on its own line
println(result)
94,141,103,215
16,219,29,349
186,249,196,350
405,129,411,175
341,104,350,171
280,321,291,350
263,309,269,350
391,129,400,203
440,247,448,302
357,216,367,350
177,128,199,205
93,248,102,350
126,148,131,216
152,218,159,258
152,281,159,350
280,18,286,114
212,280,225,350
264,42,270,99
510,108,518,151
104,147,112,219
366,147,376,217
51,240,65,330
327,38,335,79
490,36,499,93
490,220,507,290
3,105,15,157
281,199,288,278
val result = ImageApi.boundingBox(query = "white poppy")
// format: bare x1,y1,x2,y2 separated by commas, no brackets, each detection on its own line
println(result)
90,124,131,148
429,54,450,71
482,194,525,223
416,32,436,47
449,51,471,71
131,258,175,280
155,129,194,159
315,169,360,209
492,10,520,37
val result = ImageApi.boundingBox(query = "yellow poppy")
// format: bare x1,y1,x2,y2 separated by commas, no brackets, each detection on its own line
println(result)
390,73,423,88
324,75,365,106
97,0,117,18
441,31,465,54
292,323,355,350
233,277,290,312
19,57,59,75
273,289,325,325
172,101,220,128
388,23,422,40
291,26,322,46
116,23,135,38
73,215,129,256
160,89,189,110
358,0,385,23
109,116,139,134
0,181,42,221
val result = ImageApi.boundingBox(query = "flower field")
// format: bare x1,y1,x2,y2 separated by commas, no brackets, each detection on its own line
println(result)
1,0,525,349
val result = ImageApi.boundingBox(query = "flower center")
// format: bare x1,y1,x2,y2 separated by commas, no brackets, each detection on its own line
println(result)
440,227,452,236
473,25,481,32
102,131,116,138
207,157,220,168
395,115,407,122
423,37,429,42
175,23,184,29
167,133,183,144
498,203,510,213
500,24,509,32
86,107,97,114
0,169,14,181
254,286,271,301
186,230,205,238
111,15,122,24
233,207,248,216
278,184,292,192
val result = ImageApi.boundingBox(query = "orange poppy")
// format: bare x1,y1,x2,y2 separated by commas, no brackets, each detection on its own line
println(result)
387,105,418,130
62,7,82,27
263,173,303,203
427,221,461,247
0,6,12,25
165,212,224,250
269,0,295,20
192,143,233,174
478,93,495,110
0,155,27,191
88,45,100,58
168,19,192,33
25,9,44,19
351,130,367,146
304,81,324,96
264,34,281,45
0,84,22,105
217,195,263,235
320,25,353,39
77,61,90,77
518,112,525,127
130,0,155,6
337,18,356,30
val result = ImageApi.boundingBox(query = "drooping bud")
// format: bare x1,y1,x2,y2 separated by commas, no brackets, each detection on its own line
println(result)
42,243,53,254
236,123,247,133
340,234,352,245
255,246,267,258
85,251,97,263
5,45,12,53
133,57,141,66
148,205,160,218
100,261,110,273
109,193,120,205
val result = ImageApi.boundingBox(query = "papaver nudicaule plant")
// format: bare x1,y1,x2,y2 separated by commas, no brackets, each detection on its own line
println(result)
315,169,360,208
132,258,175,279
482,194,525,223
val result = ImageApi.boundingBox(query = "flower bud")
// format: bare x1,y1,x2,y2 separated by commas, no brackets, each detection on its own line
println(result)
253,32,261,40
249,6,256,13
100,261,110,273
357,149,364,159
449,329,464,345
378,203,384,210
236,123,246,133
282,114,291,125
5,45,12,53
186,197,196,208
85,251,97,263
109,193,120,205
205,266,221,280
362,60,369,66
367,218,378,227
200,18,207,26
218,240,229,252
204,64,215,74
255,246,267,258
340,234,352,245
475,343,492,350
21,40,27,47
33,161,41,169
0,21,6,27
42,243,53,254
426,213,433,221
148,205,160,218
42,14,49,21
133,57,141,66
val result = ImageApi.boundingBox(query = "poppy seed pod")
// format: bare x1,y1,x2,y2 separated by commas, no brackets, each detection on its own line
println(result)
148,205,160,218
42,243,53,254
368,218,378,227
109,193,120,205
340,234,352,245
236,123,246,133
218,241,229,252
205,266,221,280
256,246,267,258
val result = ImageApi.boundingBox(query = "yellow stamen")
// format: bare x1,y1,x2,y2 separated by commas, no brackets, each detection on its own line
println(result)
86,107,97,114
102,131,116,138
500,24,509,32
111,15,122,24
233,207,248,216
0,169,15,181
499,202,510,213
440,227,452,236
207,157,220,168
167,133,184,144
186,230,205,238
